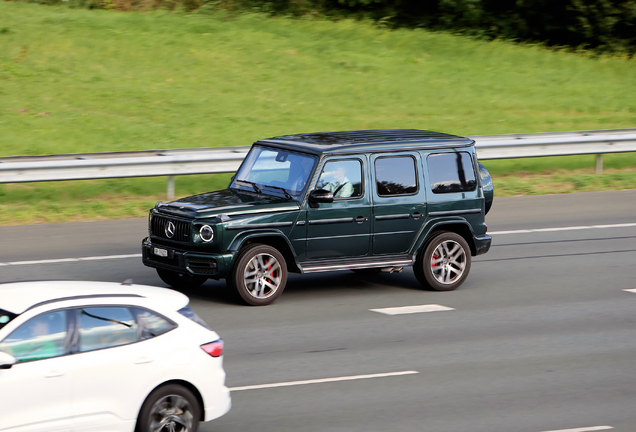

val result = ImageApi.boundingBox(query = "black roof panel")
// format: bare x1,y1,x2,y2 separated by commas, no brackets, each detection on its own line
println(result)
263,129,463,146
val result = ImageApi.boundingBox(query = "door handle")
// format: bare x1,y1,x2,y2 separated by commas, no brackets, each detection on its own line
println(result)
134,356,154,364
411,212,423,219
45,370,64,378
355,216,368,224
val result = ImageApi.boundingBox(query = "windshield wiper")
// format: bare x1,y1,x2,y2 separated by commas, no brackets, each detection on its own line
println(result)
264,185,292,199
236,180,261,194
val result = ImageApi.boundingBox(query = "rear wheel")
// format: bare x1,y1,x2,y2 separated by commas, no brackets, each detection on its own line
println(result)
229,244,287,306
136,384,200,432
156,268,207,290
414,231,471,291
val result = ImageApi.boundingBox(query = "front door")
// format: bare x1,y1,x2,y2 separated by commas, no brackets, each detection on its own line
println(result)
306,157,371,260
0,310,73,432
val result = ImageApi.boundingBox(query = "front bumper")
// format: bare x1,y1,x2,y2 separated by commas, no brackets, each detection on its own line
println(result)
142,237,235,279
473,234,492,256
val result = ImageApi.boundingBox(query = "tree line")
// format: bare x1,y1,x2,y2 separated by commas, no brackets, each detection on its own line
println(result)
16,0,636,55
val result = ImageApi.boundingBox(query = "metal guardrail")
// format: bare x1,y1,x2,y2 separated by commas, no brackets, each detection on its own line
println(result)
1,129,635,199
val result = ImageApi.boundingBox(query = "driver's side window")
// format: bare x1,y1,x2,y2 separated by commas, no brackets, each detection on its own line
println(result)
0,311,68,362
316,159,363,199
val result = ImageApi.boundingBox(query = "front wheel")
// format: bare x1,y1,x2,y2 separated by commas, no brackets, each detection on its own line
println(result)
156,268,207,290
414,231,471,291
136,384,201,432
229,244,288,306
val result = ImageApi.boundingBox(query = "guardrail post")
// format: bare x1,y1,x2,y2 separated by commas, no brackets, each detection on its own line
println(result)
167,176,175,201
596,154,603,174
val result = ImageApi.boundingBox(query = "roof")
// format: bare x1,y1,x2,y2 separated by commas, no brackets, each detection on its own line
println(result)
0,280,189,315
257,129,474,155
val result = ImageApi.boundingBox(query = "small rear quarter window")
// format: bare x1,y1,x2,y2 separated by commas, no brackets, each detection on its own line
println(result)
178,306,211,330
427,152,477,194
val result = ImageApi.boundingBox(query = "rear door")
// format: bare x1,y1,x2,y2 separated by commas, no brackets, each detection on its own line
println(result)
371,153,428,255
70,306,169,430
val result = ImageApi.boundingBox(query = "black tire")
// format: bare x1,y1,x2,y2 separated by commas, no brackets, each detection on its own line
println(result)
136,384,201,432
414,231,471,291
156,268,207,290
229,243,287,306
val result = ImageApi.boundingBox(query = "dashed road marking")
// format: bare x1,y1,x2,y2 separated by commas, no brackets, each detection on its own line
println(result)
539,426,613,432
370,304,455,315
229,370,419,392
0,254,142,267
623,289,636,294
490,222,636,235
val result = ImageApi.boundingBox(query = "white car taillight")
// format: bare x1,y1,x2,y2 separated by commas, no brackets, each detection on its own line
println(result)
201,340,224,357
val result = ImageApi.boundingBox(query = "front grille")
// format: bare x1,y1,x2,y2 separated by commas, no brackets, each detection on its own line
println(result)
187,258,218,275
151,214,191,242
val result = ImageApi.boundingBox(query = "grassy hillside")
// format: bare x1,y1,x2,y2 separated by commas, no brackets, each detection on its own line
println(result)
1,2,635,224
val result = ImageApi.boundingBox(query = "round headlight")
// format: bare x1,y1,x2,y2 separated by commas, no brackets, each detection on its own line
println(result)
199,225,214,242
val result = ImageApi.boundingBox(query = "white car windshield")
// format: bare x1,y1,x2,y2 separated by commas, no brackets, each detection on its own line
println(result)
230,146,316,199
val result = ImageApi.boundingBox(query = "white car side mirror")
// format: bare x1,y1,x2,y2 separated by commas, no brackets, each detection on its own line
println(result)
0,352,17,370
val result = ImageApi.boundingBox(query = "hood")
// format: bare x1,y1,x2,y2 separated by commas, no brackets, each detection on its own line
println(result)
155,189,300,219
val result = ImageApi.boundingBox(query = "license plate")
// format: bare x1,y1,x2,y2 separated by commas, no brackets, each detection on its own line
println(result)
153,247,168,257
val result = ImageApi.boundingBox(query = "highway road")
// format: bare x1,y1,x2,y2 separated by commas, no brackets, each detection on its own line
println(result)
1,189,636,432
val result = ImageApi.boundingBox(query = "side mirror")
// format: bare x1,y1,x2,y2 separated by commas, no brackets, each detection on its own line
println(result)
0,352,16,370
309,189,334,207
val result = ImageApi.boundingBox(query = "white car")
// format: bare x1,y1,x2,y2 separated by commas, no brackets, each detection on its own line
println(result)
0,280,231,432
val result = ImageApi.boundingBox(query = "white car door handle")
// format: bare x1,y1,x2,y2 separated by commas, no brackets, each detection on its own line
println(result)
134,356,154,364
45,370,64,378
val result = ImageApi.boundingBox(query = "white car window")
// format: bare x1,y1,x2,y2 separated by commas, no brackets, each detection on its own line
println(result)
132,308,176,339
78,307,138,352
0,311,67,362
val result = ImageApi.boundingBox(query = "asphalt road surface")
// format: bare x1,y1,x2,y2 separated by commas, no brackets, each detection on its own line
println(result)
1,190,636,432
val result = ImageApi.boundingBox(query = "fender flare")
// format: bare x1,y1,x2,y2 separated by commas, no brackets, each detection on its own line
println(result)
227,229,301,272
411,218,477,257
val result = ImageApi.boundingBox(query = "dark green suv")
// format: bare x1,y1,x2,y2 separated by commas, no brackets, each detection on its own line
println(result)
142,129,493,305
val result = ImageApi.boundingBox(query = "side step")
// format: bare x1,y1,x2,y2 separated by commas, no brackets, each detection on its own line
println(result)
298,256,414,274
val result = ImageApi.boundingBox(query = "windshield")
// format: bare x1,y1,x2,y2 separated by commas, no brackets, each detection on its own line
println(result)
230,145,317,199
0,309,17,331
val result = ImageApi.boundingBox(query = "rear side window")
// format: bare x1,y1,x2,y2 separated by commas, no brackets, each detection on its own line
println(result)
427,152,477,194
78,307,138,352
178,306,211,330
375,156,417,196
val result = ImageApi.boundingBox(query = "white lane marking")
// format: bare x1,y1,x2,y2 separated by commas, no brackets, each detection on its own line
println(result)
370,304,455,315
490,222,636,235
229,370,419,392
0,254,142,267
623,289,636,293
539,426,613,432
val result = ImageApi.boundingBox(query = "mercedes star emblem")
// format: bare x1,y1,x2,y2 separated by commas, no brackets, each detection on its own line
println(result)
165,221,176,239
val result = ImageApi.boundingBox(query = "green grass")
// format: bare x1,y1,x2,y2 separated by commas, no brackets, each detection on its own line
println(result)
0,2,635,225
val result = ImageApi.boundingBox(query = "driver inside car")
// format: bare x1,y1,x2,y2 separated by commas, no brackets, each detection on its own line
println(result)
319,164,353,198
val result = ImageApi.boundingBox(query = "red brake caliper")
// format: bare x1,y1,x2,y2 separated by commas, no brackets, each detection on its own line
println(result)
431,254,439,269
